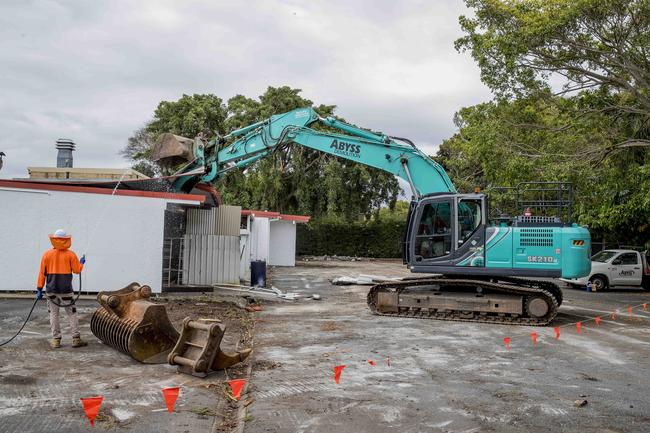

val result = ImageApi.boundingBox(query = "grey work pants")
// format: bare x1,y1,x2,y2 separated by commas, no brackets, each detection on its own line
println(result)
46,293,80,339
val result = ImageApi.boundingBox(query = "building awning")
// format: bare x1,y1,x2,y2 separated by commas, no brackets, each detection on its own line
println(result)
0,179,204,203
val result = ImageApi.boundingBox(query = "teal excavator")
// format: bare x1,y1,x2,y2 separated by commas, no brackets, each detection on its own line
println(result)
153,107,591,325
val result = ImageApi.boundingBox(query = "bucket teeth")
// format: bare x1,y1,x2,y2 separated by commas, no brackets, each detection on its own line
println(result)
90,283,179,364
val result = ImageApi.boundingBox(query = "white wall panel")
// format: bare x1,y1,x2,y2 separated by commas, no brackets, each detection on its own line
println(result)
269,220,297,266
0,187,200,293
249,216,270,262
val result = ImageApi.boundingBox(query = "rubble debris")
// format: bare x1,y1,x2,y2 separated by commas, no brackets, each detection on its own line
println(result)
214,283,302,300
332,274,403,286
574,399,588,407
301,255,372,262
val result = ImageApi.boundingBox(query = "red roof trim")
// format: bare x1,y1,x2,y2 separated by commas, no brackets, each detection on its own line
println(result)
0,180,205,202
280,214,311,223
241,209,281,218
241,209,310,223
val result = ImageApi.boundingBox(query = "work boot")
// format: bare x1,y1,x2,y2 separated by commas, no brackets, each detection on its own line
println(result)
71,336,88,348
49,338,61,349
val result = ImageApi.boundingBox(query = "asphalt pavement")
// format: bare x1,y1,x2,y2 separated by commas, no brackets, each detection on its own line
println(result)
245,260,650,433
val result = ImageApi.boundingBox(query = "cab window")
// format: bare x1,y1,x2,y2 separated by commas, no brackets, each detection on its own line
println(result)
457,199,481,245
414,202,451,259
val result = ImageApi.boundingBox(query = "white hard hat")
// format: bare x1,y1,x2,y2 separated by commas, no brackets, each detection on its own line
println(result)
54,229,68,238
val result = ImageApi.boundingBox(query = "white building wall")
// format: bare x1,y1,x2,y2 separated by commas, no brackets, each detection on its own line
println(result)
0,187,199,293
249,216,270,262
269,220,297,266
239,226,250,281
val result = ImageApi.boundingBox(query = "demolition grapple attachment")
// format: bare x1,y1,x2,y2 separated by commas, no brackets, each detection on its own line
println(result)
168,318,252,377
90,283,180,363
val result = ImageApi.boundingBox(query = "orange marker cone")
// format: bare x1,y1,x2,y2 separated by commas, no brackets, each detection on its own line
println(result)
530,332,537,347
503,337,511,350
643,303,647,311
228,379,247,401
576,322,582,333
333,365,345,384
554,327,560,340
162,387,180,413
595,316,601,326
80,396,103,427
367,360,376,366
628,306,633,318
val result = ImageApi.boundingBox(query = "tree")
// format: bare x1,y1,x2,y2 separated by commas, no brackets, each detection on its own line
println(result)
147,94,228,139
457,0,650,153
457,0,650,104
448,0,650,245
119,125,159,177
438,95,650,244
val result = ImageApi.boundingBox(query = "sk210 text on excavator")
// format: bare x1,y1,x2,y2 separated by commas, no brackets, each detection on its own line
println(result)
153,107,591,326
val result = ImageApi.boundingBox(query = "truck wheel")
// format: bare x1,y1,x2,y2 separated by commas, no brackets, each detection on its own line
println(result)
590,275,608,291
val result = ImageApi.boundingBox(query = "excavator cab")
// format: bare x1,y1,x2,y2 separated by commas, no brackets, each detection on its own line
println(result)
404,193,487,271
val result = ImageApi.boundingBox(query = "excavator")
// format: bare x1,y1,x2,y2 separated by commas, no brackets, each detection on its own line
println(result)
153,107,592,326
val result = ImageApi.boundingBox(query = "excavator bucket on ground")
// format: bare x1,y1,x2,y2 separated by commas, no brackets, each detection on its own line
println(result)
168,318,252,377
90,283,180,364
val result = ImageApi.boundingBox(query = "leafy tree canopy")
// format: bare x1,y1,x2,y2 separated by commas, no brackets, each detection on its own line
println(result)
444,0,650,246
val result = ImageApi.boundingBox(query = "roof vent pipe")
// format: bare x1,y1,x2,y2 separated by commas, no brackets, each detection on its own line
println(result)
55,138,75,168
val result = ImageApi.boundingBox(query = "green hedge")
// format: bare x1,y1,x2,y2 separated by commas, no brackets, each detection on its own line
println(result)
297,219,406,258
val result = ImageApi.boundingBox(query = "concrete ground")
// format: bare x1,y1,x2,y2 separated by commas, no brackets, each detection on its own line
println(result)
0,296,252,433
245,259,650,433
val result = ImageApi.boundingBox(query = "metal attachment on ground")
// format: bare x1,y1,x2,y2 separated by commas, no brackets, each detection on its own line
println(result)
168,318,252,377
90,282,180,363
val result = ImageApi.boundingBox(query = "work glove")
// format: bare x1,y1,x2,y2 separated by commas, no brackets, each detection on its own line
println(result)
80,255,86,265
36,288,43,300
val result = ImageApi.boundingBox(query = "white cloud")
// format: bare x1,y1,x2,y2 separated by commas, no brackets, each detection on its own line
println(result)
0,0,491,179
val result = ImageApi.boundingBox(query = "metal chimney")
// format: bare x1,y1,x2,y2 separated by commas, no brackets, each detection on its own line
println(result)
55,138,75,168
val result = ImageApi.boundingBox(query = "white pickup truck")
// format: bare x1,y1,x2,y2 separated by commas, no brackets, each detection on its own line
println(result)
561,249,650,291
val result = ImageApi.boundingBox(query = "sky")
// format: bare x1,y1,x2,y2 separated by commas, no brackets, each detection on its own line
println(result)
0,0,492,181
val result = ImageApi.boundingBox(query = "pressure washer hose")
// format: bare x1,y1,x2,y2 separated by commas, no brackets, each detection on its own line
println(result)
0,272,83,346
0,298,38,347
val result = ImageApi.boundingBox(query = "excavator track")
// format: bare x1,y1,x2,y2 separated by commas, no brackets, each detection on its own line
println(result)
367,277,560,326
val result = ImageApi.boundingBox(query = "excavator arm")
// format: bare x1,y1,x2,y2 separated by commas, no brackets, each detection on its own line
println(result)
153,107,455,197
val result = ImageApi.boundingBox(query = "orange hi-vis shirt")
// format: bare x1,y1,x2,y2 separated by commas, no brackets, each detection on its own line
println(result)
37,236,83,293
